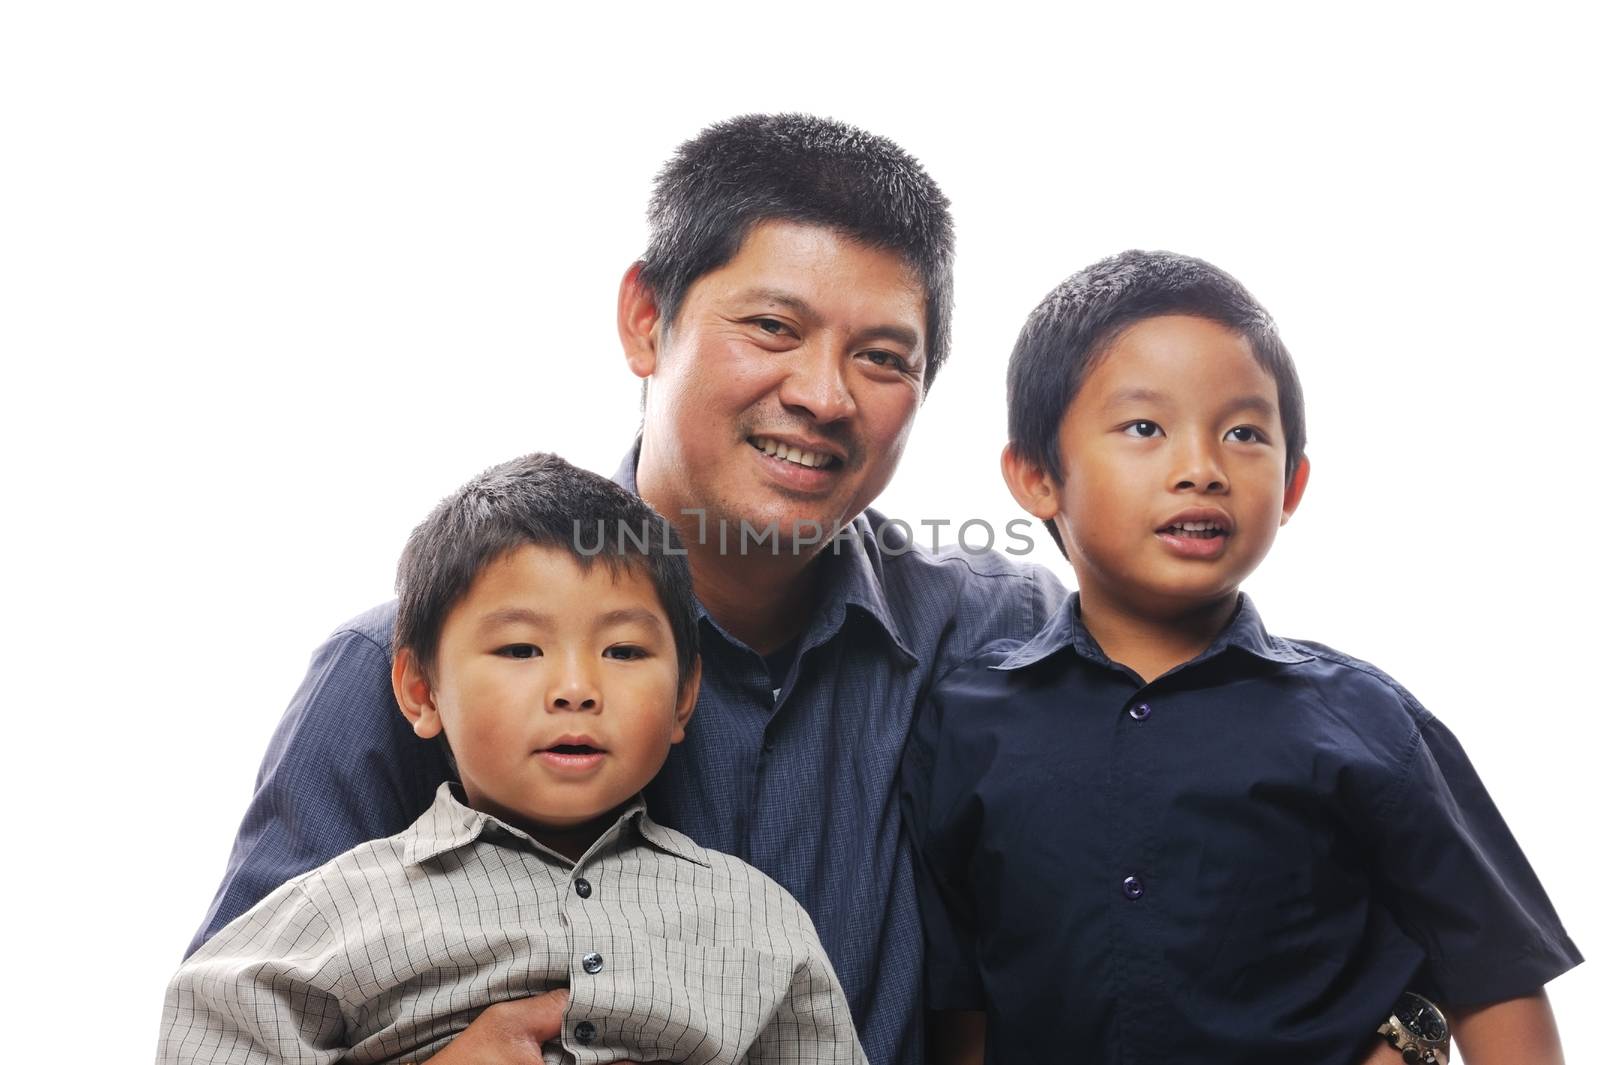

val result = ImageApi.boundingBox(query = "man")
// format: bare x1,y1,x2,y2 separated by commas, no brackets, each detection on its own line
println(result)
191,114,1062,1065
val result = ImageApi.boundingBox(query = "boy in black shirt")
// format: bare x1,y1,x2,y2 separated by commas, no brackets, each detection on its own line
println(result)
903,251,1579,1064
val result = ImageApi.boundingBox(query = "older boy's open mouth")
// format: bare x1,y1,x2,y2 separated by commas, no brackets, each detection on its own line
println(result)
1154,512,1233,559
1156,521,1228,540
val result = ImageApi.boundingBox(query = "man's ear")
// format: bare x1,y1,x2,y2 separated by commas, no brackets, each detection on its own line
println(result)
1001,443,1065,522
618,261,664,380
1280,454,1311,526
670,655,702,745
392,647,444,739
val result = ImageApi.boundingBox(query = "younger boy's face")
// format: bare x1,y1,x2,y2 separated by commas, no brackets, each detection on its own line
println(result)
395,544,697,846
1009,315,1308,618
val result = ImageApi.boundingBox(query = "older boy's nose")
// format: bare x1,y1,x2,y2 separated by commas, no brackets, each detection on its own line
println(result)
1172,441,1228,493
778,345,857,424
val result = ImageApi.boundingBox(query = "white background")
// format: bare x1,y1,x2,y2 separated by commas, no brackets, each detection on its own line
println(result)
3,2,1595,1057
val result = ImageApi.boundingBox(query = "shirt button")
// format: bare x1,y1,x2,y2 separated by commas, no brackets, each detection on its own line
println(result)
573,877,592,899
1122,875,1146,900
762,737,776,752
574,1020,597,1044
1129,702,1152,721
581,952,604,975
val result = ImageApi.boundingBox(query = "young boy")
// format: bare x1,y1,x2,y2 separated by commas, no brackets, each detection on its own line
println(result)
159,454,864,1064
901,251,1580,1065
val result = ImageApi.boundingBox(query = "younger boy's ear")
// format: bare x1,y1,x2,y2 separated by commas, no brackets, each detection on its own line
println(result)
1001,443,1065,522
1280,454,1312,526
392,647,444,740
671,656,702,744
617,261,664,380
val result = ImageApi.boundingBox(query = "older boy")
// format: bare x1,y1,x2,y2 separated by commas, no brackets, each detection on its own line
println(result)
160,454,863,1064
902,251,1580,1064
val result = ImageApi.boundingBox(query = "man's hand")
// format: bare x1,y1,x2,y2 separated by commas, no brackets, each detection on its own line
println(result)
425,989,572,1065
1356,1038,1408,1064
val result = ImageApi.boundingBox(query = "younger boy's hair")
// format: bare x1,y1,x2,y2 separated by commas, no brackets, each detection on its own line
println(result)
639,112,955,387
393,453,699,688
1007,250,1307,487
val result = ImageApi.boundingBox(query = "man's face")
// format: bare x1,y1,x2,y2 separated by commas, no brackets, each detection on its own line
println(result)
1038,315,1307,617
630,221,928,550
407,545,696,843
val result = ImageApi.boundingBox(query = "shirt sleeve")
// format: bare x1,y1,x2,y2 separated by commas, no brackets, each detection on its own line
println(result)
746,916,869,1064
900,661,988,1012
159,885,351,1065
1364,703,1583,1007
186,608,453,957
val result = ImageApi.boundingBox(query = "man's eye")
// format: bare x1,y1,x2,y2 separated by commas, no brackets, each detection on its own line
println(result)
754,318,788,335
1226,426,1265,443
1122,421,1163,438
604,645,648,661
862,349,910,372
496,644,540,659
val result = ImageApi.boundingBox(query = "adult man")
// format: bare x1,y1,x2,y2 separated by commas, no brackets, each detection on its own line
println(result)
191,114,1062,1065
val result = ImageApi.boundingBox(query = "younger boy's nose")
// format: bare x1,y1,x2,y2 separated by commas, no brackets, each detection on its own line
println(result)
547,658,602,713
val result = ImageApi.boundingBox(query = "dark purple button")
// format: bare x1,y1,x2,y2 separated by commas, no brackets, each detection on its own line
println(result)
574,1020,597,1044
1122,875,1145,900
1129,702,1152,721
581,952,604,974
573,877,592,899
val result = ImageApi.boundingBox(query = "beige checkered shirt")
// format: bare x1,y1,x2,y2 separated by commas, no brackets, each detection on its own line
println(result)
159,784,864,1064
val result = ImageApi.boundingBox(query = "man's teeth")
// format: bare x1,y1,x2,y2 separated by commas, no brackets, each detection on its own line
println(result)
751,436,833,469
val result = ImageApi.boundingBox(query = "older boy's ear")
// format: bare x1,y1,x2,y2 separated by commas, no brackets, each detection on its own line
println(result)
1000,443,1064,521
671,656,702,744
618,262,663,380
1280,455,1311,525
392,647,444,740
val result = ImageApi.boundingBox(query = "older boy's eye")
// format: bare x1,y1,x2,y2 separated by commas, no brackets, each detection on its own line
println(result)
604,645,648,661
1226,426,1265,443
496,644,541,659
1122,421,1163,438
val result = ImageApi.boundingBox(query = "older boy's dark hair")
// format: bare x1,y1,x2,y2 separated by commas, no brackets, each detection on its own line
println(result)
1008,249,1307,485
394,453,699,688
638,113,955,387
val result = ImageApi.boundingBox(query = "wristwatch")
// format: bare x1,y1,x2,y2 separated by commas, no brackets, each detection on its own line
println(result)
1377,991,1450,1064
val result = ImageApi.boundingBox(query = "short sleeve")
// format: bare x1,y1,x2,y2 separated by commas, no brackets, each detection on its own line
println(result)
1367,707,1583,1007
160,885,350,1065
187,604,453,956
901,662,990,1011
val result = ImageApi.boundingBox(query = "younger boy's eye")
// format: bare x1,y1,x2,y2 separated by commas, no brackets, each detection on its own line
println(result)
1122,421,1163,439
495,644,541,659
604,644,648,661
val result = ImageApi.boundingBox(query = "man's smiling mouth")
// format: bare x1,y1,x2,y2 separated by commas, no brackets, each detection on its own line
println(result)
748,436,841,470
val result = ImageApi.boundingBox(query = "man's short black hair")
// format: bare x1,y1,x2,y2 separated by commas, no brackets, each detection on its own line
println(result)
1009,248,1307,481
639,113,955,387
394,453,698,688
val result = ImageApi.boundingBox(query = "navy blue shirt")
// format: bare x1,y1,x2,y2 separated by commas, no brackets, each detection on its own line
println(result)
188,446,1065,1065
902,593,1580,1065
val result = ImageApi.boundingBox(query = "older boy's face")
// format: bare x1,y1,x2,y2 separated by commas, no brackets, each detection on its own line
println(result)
405,545,696,845
630,221,927,550
1045,315,1306,616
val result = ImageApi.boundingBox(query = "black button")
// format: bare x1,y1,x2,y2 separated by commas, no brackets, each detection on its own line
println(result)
762,737,776,752
1129,702,1152,721
573,877,592,899
574,1020,596,1044
1122,875,1145,900
581,951,604,974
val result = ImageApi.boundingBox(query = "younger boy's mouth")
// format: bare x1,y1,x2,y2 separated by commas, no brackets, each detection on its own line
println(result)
534,737,608,772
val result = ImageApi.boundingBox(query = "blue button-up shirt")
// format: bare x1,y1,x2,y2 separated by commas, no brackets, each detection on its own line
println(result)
902,593,1581,1065
189,446,1065,1065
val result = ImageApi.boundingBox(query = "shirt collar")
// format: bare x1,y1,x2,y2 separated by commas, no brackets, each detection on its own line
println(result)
403,783,710,868
994,591,1312,673
613,438,917,666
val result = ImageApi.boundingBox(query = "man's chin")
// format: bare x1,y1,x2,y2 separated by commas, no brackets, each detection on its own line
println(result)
694,509,860,560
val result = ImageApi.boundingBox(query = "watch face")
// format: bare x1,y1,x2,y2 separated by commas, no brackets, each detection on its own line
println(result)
1397,993,1449,1043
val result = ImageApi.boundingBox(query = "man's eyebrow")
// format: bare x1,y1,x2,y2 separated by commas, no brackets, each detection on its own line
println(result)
734,288,922,352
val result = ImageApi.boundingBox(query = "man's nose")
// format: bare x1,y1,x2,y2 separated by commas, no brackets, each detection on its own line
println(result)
547,655,601,713
778,344,857,424
1171,435,1229,493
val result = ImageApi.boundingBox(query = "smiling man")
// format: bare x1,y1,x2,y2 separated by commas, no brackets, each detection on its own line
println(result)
186,114,1064,1065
